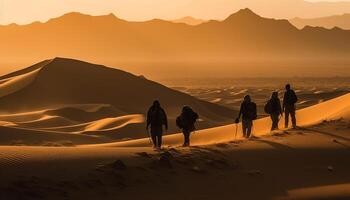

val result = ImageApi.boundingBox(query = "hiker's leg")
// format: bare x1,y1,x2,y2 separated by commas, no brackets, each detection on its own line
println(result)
183,130,190,146
187,132,191,146
291,106,297,128
270,115,275,131
242,120,247,138
151,134,157,148
272,114,279,130
285,109,290,128
275,114,280,130
246,120,252,138
157,135,162,148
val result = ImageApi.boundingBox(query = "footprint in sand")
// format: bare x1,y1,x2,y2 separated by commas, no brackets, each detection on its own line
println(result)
215,143,230,148
205,158,231,169
136,152,152,158
111,160,127,170
191,166,205,174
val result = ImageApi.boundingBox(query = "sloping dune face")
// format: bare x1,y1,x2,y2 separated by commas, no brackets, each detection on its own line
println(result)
103,93,350,147
0,58,234,121
0,58,235,144
0,60,51,98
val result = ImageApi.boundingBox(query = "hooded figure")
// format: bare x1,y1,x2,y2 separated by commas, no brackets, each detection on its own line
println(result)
146,100,168,149
236,95,257,138
266,92,283,131
283,84,298,129
176,106,199,147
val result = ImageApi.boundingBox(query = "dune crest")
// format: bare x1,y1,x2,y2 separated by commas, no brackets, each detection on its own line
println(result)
0,58,236,144
97,93,350,147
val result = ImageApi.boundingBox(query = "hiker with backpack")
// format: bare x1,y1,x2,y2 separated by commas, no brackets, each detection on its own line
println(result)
265,91,283,131
235,95,257,138
176,106,199,147
283,84,298,129
146,100,168,149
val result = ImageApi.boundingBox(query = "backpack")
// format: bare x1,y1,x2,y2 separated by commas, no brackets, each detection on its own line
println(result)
242,102,257,120
176,116,184,129
188,111,199,126
176,108,199,129
264,100,272,114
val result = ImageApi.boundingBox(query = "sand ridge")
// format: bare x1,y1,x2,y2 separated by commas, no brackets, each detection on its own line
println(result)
96,92,350,147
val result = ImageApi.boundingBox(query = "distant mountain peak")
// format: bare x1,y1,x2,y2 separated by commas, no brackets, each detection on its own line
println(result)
224,8,261,22
47,12,122,24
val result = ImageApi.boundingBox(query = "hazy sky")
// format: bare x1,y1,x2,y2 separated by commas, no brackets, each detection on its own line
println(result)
1,0,350,25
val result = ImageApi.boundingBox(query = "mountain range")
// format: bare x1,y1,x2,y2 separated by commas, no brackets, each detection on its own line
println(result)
1,8,350,78
290,14,350,30
5,0,350,25
172,17,207,26
182,0,350,19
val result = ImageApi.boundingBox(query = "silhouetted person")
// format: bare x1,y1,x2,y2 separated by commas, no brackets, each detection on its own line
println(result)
236,95,257,138
176,106,199,147
265,92,283,131
147,100,168,149
283,84,298,129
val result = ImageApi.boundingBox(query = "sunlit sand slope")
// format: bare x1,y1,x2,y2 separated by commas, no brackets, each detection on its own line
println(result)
0,105,145,145
98,93,350,147
0,58,236,134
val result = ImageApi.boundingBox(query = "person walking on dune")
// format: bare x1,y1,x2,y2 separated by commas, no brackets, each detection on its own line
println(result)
235,95,257,138
147,100,168,149
265,92,283,131
176,106,199,147
283,84,298,129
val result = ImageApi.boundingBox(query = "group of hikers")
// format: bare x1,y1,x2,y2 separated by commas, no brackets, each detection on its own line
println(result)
146,84,298,149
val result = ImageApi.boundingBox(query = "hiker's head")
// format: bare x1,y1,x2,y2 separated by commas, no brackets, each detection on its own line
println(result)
271,92,278,99
244,95,251,103
182,106,191,113
153,100,160,108
285,84,291,90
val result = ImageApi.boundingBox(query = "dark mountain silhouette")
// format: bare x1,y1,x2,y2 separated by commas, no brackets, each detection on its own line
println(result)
1,8,350,78
290,14,350,30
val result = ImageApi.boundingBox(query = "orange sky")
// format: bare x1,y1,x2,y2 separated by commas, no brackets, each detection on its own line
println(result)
2,0,350,25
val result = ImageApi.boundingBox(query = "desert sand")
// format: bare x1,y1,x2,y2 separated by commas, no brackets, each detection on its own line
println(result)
0,88,349,199
0,58,235,146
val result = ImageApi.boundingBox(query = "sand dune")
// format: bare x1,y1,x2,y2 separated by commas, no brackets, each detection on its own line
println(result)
278,183,350,200
0,68,41,98
0,118,349,199
0,89,348,199
0,105,145,143
96,92,350,147
0,58,235,126
0,58,237,145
